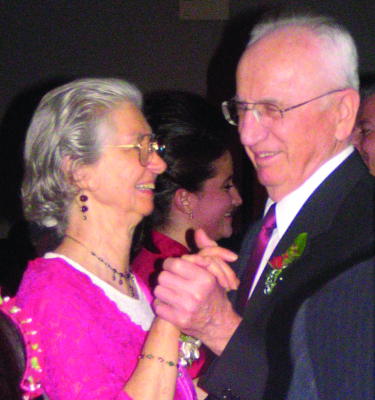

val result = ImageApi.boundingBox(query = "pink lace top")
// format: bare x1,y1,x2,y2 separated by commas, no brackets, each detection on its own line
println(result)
16,257,196,400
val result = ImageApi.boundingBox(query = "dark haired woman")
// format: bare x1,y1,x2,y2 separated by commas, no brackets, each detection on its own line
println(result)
131,91,242,380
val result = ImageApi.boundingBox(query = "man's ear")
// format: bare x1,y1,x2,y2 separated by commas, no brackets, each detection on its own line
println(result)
174,189,196,215
335,89,360,141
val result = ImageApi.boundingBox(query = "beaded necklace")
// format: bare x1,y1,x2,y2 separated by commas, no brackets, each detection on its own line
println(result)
65,235,137,298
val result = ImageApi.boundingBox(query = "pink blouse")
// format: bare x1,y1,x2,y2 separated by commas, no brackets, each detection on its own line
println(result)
132,230,189,293
16,257,196,400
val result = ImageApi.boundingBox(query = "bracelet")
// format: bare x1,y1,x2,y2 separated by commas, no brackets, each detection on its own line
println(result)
138,353,178,367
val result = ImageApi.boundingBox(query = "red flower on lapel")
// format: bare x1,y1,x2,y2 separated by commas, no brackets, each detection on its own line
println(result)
264,233,308,295
269,254,287,269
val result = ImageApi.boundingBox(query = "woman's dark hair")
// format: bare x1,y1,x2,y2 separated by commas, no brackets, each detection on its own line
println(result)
144,90,231,230
131,91,231,260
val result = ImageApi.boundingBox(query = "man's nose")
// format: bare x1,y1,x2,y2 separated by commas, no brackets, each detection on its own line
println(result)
238,111,268,147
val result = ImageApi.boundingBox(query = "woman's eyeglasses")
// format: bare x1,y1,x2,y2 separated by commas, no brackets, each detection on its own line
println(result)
105,134,165,167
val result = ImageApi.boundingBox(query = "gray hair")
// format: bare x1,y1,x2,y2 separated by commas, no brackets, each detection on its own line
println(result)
248,14,359,91
22,78,142,237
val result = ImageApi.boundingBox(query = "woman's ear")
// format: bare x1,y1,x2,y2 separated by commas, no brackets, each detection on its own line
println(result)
174,189,196,215
62,156,93,191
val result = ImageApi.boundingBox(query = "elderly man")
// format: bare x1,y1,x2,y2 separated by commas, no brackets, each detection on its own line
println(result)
154,14,375,400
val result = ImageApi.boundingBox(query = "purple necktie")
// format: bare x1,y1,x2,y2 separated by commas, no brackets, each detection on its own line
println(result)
236,203,276,314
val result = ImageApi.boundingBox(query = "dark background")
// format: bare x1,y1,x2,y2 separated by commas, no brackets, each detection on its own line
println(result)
1,0,375,239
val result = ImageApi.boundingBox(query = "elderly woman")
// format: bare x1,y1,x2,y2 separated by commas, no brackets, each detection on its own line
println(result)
15,78,197,400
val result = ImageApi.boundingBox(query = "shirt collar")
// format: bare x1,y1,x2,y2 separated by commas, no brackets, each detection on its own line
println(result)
264,146,354,240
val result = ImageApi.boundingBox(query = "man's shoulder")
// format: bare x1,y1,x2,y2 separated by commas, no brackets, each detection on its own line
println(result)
292,256,375,399
319,150,375,205
307,255,374,308
285,152,374,244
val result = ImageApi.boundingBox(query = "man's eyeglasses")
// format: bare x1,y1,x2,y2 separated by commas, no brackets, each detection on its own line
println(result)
222,88,348,127
105,134,165,167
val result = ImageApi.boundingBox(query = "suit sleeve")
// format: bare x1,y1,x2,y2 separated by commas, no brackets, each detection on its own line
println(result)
288,257,375,400
199,221,269,400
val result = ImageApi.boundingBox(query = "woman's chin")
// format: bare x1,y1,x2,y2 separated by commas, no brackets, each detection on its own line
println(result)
140,205,155,218
210,228,233,243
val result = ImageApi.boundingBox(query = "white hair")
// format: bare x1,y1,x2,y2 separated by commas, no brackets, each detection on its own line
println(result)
22,78,142,237
248,14,359,91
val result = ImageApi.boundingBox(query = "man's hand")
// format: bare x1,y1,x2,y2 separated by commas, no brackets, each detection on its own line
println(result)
153,230,242,356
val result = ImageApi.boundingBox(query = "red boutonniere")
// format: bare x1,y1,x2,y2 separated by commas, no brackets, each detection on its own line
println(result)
264,233,308,295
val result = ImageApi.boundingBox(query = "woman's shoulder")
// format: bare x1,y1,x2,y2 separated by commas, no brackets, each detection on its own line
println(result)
21,256,86,289
17,256,93,312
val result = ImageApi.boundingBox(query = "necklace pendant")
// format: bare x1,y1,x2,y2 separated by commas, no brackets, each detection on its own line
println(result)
65,235,136,297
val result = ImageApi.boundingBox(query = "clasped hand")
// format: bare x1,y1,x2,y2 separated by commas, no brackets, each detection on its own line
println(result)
153,229,242,356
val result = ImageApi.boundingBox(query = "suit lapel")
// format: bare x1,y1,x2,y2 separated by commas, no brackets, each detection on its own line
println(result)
246,151,374,318
235,220,262,279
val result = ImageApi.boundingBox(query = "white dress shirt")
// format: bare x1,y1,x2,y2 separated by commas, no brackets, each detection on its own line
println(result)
248,146,354,298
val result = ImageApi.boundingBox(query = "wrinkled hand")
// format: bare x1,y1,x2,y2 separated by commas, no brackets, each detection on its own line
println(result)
153,229,242,355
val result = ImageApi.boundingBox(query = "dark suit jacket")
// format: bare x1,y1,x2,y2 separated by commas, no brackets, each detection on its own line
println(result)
200,151,375,400
287,257,374,400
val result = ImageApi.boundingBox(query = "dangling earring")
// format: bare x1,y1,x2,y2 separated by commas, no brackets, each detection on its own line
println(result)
80,194,88,220
190,212,194,220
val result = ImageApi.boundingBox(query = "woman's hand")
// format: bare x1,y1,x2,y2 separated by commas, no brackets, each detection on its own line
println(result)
182,229,239,291
153,230,242,356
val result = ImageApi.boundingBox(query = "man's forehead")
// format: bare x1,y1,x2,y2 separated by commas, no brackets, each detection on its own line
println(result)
251,25,316,49
243,27,318,66
236,27,324,99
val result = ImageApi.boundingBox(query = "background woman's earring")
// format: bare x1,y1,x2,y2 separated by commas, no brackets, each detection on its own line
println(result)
80,194,88,220
190,212,193,220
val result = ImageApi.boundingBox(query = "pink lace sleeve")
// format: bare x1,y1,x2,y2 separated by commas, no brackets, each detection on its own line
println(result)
17,259,147,400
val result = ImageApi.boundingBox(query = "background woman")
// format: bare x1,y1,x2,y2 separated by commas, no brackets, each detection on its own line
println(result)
132,91,242,291
131,91,242,380
352,83,375,176
16,79,197,400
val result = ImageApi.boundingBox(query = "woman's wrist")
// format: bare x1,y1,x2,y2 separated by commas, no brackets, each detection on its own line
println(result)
152,316,181,337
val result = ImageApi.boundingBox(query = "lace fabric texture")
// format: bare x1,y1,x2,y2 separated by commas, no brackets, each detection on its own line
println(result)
44,252,155,331
16,257,196,400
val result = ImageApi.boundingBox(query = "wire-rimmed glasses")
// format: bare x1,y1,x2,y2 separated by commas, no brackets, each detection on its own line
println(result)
105,134,165,167
222,88,348,127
